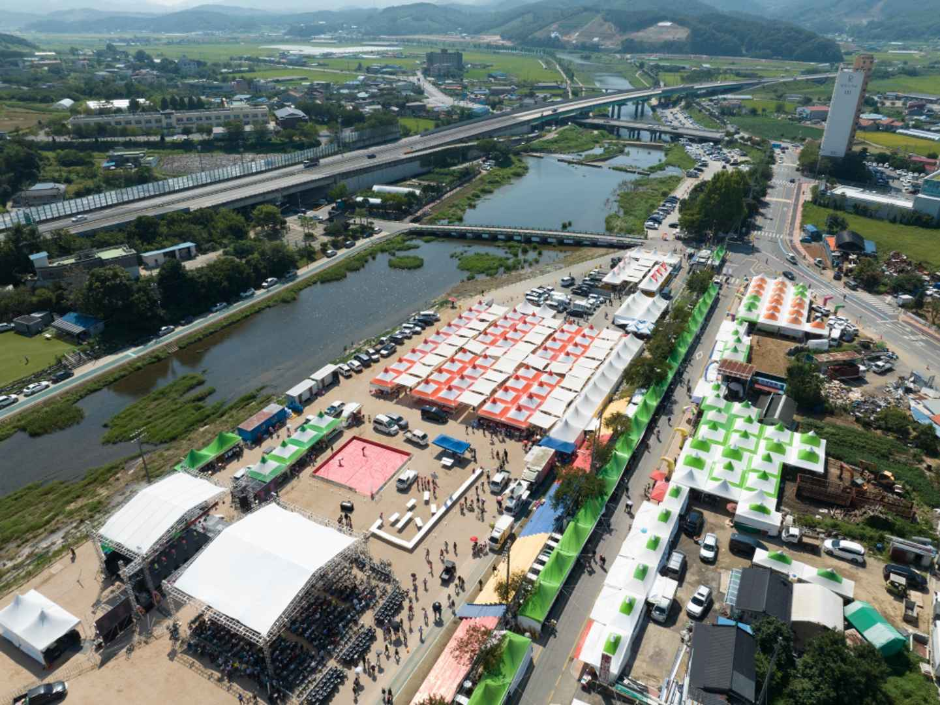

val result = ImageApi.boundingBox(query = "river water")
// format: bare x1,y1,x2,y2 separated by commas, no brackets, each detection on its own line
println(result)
0,241,561,495
1,151,667,496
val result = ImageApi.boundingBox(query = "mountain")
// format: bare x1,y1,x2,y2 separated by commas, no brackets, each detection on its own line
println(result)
0,32,38,53
782,0,940,39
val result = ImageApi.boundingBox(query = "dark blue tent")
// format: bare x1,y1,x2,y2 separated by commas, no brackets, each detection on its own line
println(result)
432,435,471,456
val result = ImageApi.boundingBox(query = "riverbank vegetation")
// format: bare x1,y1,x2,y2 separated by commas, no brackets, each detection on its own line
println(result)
605,175,683,235
531,125,609,154
456,252,514,277
388,255,424,270
102,373,260,445
648,143,696,174
426,157,529,224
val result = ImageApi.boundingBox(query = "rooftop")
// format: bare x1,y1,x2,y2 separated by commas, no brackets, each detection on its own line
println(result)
46,244,136,268
828,185,914,209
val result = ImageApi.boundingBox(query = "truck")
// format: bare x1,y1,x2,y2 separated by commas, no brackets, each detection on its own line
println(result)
827,363,863,381
781,525,822,554
648,574,679,623
303,158,320,168
521,446,556,486
502,480,531,516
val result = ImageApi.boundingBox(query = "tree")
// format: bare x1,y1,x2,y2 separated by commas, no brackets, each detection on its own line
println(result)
81,266,160,328
551,465,607,516
853,257,883,292
685,269,714,296
493,569,529,604
222,120,245,144
156,257,196,318
251,204,287,241
825,212,848,233
873,407,912,438
752,617,795,698
786,360,825,411
327,183,348,202
625,354,670,388
912,422,939,456
452,622,505,676
679,170,748,238
788,631,888,705
604,410,631,440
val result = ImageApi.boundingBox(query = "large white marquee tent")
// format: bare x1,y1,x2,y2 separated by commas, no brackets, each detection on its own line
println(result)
0,590,81,665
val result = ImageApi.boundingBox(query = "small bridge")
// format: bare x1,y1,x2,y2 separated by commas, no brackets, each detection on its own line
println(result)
576,117,725,142
396,222,646,248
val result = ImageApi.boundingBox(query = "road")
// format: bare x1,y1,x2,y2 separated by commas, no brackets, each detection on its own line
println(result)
23,74,834,237
518,143,940,705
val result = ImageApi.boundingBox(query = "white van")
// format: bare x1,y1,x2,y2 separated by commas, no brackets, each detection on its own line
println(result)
489,515,515,552
373,414,399,436
489,471,509,494
340,402,362,428
396,469,418,491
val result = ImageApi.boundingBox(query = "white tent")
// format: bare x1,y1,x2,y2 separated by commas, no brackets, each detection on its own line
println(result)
0,590,80,665
173,504,356,637
752,548,804,577
578,621,634,683
791,583,843,649
590,585,645,634
604,556,657,594
99,473,225,557
733,489,783,534
798,564,855,601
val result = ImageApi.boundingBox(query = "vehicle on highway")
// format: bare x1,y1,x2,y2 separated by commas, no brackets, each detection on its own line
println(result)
303,158,320,168
12,681,68,705
210,302,228,313
261,277,278,289
373,226,382,234
71,215,87,223
157,325,175,337
686,585,713,619
325,250,338,258
699,533,719,563
786,253,797,264
366,153,377,159
22,381,51,397
823,538,866,565
0,394,17,409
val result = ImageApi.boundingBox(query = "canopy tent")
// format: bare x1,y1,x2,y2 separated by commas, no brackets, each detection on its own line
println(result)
432,435,471,456
246,456,287,484
605,556,657,595
172,504,357,638
799,565,855,601
752,548,804,577
590,585,645,634
466,632,533,705
98,473,225,558
411,616,500,705
734,488,783,533
792,582,843,632
0,590,81,665
844,601,905,657
175,432,242,473
577,621,634,683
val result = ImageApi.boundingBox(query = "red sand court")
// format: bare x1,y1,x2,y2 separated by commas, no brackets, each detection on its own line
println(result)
311,436,411,496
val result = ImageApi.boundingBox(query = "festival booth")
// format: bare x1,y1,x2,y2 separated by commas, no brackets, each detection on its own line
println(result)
175,431,243,475
0,591,81,667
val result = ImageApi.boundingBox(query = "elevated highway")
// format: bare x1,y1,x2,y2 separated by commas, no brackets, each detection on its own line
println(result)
575,117,725,142
29,74,834,236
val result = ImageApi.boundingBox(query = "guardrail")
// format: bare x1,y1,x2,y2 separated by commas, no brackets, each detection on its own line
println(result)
1,127,400,231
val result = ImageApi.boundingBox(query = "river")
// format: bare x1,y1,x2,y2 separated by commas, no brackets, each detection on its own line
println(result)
0,241,561,495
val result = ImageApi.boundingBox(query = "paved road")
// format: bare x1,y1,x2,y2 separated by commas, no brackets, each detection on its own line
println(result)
26,75,833,238
519,144,940,705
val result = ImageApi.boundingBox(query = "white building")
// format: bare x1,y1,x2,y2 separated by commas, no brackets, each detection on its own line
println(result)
820,55,873,159
69,106,269,132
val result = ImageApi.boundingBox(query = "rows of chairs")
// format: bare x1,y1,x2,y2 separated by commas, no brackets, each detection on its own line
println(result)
374,587,405,625
337,626,376,665
304,667,346,705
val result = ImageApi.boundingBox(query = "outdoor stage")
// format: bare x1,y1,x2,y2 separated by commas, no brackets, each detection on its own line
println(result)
311,437,410,496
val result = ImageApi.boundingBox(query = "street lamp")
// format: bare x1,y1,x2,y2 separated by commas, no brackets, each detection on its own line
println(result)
132,429,152,484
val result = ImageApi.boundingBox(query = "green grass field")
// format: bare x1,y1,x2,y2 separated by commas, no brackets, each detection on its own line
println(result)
687,107,723,130
0,331,76,387
400,117,436,134
857,131,940,157
869,73,940,95
731,114,823,141
802,202,940,268
745,98,798,115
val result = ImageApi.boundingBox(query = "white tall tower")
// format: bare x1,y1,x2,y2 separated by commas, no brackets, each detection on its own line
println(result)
820,54,873,159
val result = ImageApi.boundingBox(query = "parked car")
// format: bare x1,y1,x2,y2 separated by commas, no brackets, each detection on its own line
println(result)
681,510,704,537
13,681,67,705
686,585,713,619
823,538,866,565
261,277,278,289
663,550,687,582
354,352,372,368
385,412,409,431
158,325,175,337
337,363,352,378
366,153,377,159
379,343,396,358
699,533,719,563
0,394,18,409
240,288,256,299
404,429,430,447
210,302,228,313
325,401,345,417
347,359,363,373
0,322,13,333
22,381,51,397
325,250,338,258
560,276,575,288
366,347,380,363
420,405,448,423
729,533,768,558
882,564,928,591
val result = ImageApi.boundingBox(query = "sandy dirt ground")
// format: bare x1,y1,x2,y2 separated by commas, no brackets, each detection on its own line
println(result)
0,249,626,705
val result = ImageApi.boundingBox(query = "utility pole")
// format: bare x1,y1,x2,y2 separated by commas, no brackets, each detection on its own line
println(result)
133,429,152,484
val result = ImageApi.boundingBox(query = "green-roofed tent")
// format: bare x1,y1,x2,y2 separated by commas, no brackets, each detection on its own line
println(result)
767,551,792,565
844,601,906,657
467,632,533,705
175,431,242,473
177,448,214,473
246,457,287,484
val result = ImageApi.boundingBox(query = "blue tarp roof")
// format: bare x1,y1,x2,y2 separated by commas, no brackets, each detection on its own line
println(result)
457,604,507,619
59,311,102,330
716,617,754,635
539,436,576,454
520,483,564,537
432,434,471,455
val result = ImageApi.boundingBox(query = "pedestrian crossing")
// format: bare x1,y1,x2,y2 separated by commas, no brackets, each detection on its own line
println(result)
757,231,789,241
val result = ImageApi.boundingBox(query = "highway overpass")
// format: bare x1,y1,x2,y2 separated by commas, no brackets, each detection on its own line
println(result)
575,117,725,142
22,73,834,236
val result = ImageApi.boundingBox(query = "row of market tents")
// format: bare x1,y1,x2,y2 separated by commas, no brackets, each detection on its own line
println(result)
518,283,720,632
